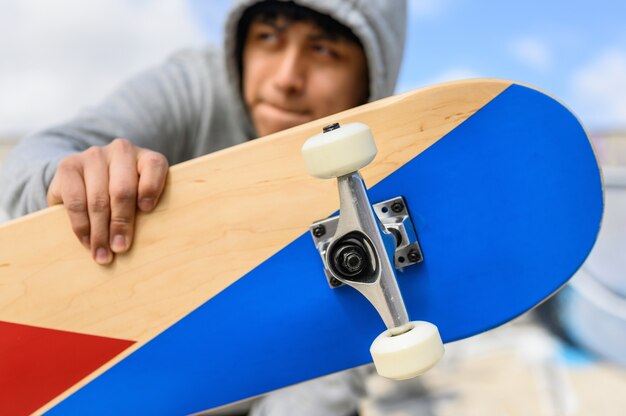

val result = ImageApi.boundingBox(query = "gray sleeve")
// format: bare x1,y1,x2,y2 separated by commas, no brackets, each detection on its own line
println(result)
0,50,209,218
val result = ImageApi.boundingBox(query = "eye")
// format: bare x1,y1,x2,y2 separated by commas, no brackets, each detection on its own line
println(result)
312,43,339,59
256,31,278,43
248,22,280,46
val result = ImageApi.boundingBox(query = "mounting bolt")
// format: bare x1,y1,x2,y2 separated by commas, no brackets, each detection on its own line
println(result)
312,225,326,238
323,123,340,133
329,276,343,288
407,249,421,263
391,201,405,213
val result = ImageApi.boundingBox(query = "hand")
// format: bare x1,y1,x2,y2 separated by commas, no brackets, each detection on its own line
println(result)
47,138,169,265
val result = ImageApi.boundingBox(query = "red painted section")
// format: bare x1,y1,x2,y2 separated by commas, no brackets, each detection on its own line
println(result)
0,320,134,415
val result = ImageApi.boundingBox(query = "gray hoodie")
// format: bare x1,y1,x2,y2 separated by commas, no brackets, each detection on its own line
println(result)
1,0,406,218
1,2,407,414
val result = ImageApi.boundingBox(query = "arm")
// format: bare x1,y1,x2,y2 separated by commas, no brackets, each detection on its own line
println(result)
1,50,207,263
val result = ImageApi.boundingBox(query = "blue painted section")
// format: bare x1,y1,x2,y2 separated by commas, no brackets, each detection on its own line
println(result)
47,84,603,415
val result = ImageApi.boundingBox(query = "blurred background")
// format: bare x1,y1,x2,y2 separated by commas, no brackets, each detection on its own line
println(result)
1,0,624,140
1,0,625,414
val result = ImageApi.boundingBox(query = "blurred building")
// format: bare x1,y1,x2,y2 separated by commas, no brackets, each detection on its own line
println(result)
592,130,626,165
0,137,17,223
0,138,16,160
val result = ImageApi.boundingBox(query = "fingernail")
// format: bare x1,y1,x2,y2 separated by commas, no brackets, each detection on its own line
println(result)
111,235,127,252
95,247,111,264
81,236,90,248
139,198,154,211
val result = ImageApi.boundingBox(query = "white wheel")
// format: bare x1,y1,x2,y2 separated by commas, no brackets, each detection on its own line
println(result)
370,321,444,380
302,122,377,179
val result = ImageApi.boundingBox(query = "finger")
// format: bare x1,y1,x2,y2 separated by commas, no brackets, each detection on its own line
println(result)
47,171,63,206
136,150,168,212
49,159,91,248
108,139,138,254
83,147,113,265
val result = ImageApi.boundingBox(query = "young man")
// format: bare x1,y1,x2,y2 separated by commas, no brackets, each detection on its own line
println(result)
1,0,407,414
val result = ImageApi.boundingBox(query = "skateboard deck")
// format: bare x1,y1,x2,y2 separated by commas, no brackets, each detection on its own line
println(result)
0,79,603,415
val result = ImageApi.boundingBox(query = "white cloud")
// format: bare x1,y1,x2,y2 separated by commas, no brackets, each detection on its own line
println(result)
510,36,553,73
424,68,482,85
396,68,481,94
408,0,445,19
570,49,626,129
0,0,212,138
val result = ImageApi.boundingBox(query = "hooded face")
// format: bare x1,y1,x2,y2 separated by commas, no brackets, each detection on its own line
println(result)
225,0,407,138
242,16,369,137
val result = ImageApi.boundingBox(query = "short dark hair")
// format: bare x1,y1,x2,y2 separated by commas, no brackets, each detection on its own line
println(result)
236,1,364,79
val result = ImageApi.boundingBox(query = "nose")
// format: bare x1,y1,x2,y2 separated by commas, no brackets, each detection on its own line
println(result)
272,46,305,94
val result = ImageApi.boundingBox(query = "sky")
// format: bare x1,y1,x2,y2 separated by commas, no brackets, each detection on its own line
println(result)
1,0,625,139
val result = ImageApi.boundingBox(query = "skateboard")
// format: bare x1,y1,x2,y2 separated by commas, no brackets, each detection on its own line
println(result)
0,79,603,415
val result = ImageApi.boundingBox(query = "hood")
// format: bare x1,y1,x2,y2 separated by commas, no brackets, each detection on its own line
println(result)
223,0,408,133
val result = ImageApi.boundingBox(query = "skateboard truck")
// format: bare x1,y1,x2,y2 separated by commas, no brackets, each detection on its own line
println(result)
310,196,423,289
302,122,444,380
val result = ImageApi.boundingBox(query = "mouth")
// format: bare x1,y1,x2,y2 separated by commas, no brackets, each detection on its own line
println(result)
255,101,313,128
261,101,310,116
